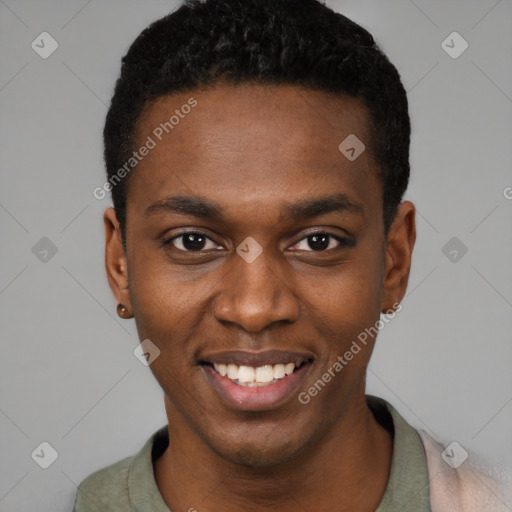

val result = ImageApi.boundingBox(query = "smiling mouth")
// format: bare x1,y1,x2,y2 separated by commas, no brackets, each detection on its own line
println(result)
201,360,311,387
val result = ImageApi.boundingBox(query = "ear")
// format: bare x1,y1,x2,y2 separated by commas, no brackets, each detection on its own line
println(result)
103,207,131,314
381,201,416,314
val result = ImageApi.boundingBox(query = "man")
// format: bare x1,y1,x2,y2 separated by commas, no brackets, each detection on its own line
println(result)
75,0,511,510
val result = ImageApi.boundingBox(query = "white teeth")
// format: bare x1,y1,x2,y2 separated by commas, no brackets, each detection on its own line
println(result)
255,365,274,383
284,363,295,375
273,364,285,379
237,365,255,382
227,364,238,379
211,361,302,385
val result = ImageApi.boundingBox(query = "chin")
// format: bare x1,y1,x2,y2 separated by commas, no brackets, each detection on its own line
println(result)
217,441,299,468
204,425,312,468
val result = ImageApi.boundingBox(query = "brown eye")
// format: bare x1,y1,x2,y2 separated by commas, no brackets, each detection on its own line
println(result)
163,232,222,252
291,232,354,252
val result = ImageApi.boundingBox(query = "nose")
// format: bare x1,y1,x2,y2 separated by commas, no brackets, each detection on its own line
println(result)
213,249,300,333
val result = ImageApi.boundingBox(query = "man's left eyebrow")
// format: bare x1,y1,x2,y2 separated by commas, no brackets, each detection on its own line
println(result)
278,193,364,222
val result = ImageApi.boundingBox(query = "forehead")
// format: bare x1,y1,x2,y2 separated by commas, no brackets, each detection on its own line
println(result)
128,84,380,224
135,83,372,159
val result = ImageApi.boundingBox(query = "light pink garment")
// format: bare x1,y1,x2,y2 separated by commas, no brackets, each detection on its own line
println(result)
418,430,512,512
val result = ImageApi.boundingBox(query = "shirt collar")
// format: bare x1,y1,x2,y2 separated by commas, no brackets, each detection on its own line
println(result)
127,396,431,512
368,395,431,511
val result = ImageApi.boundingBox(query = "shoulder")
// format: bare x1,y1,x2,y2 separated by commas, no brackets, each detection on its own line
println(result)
72,425,169,512
417,430,512,512
73,455,134,512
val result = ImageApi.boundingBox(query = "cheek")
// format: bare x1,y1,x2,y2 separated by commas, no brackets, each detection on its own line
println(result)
129,272,203,398
128,259,204,354
129,241,204,313
312,254,385,360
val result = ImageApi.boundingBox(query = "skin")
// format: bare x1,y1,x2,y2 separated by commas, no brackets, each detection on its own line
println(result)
104,83,416,512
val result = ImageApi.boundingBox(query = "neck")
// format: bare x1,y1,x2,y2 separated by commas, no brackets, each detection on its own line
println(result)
154,391,392,512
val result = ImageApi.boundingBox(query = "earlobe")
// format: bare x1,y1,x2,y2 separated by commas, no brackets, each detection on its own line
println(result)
103,207,133,317
380,201,416,313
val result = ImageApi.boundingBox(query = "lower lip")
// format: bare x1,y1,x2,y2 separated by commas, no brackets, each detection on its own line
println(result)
202,363,311,411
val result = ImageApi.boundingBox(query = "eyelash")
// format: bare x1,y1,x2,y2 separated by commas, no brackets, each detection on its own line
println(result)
162,230,353,253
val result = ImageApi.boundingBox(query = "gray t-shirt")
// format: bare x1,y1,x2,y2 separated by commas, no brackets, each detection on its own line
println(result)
73,396,431,511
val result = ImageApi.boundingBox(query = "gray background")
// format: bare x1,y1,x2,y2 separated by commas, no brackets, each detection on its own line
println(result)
1,0,511,510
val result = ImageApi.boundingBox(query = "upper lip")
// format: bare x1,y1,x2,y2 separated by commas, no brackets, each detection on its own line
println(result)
199,350,315,368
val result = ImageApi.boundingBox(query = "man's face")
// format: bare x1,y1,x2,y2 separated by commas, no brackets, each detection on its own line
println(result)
118,84,393,465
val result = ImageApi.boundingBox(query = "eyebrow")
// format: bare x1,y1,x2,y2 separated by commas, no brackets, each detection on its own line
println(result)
144,195,224,221
278,193,364,222
144,193,364,222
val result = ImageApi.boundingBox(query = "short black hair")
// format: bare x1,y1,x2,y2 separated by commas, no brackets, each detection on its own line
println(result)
104,0,410,247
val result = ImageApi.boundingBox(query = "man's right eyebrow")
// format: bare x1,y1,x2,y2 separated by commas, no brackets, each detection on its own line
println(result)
144,195,225,221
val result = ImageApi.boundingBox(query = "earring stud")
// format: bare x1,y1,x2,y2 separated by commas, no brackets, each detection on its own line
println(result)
117,303,130,318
